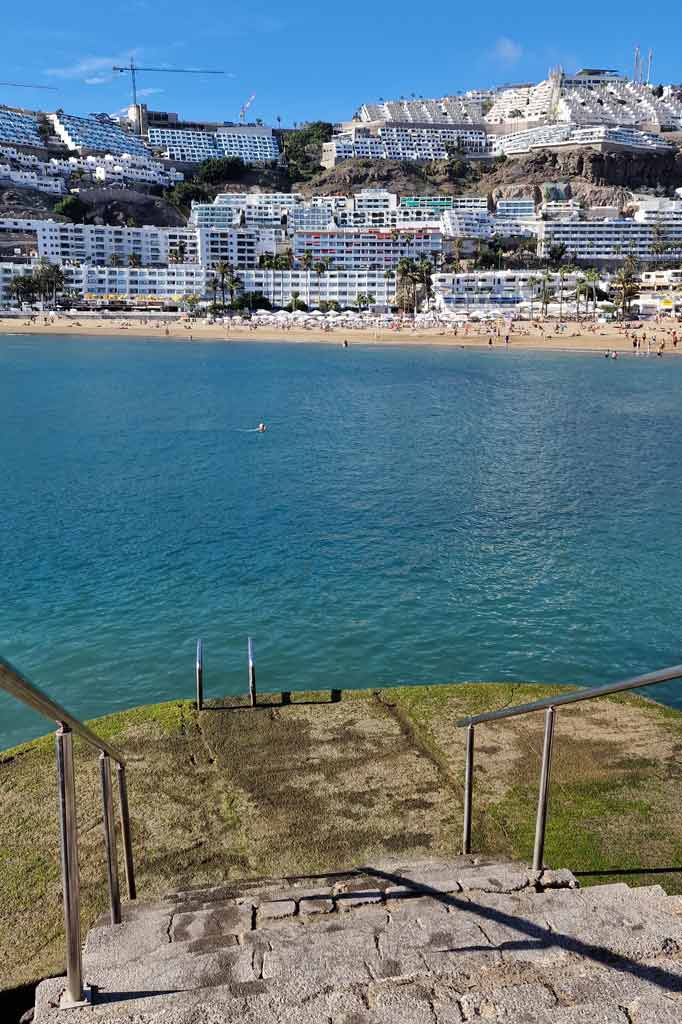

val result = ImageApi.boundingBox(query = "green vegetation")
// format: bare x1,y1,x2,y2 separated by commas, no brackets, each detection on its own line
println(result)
196,156,247,184
165,180,211,212
52,195,88,223
281,121,334,181
7,258,65,308
2,682,682,993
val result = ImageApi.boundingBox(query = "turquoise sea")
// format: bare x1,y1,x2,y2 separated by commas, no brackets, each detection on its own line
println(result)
2,335,682,749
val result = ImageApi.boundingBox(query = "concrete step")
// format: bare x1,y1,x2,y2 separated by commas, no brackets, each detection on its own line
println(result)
32,860,682,1023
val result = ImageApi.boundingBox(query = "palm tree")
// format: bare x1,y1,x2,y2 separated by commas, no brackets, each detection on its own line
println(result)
540,272,553,317
575,278,590,318
451,238,463,271
32,258,63,308
612,266,638,319
185,293,200,317
208,274,219,306
397,257,418,315
128,253,142,268
225,266,242,309
312,260,326,308
558,265,571,321
527,275,539,319
8,274,37,308
109,253,123,268
214,260,232,307
415,258,434,311
355,292,368,310
383,268,396,306
584,268,599,319
299,249,314,305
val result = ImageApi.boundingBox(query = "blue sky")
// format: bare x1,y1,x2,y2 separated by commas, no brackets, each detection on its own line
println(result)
2,1,682,126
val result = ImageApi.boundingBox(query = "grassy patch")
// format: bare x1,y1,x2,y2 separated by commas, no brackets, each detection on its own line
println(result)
2,682,682,993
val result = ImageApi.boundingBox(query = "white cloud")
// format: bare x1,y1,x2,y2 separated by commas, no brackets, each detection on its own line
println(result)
46,53,140,80
136,87,164,97
492,37,523,64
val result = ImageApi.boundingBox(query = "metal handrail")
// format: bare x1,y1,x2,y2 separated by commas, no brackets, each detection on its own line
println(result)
456,662,682,876
0,655,137,1008
0,656,126,763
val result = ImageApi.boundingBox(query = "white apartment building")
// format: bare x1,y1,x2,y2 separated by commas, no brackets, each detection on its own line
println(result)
288,206,338,231
357,94,487,125
190,190,490,236
322,124,490,167
492,123,673,156
48,113,149,156
293,228,443,270
0,218,198,266
69,264,209,303
495,198,536,219
0,261,32,305
0,143,181,192
196,226,278,269
190,192,302,229
239,269,396,308
148,125,280,164
640,269,682,288
0,260,209,306
50,153,183,188
440,210,494,240
399,195,489,212
0,108,44,147
537,217,682,263
0,163,66,194
485,69,682,130
432,269,581,311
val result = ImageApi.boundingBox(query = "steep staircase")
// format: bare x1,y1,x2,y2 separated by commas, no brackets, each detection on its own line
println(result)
33,857,682,1023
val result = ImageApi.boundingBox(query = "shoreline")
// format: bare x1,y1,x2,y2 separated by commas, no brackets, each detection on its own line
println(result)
2,316,682,354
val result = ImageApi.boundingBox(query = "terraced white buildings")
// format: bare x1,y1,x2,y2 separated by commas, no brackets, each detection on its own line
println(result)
492,123,674,156
148,125,280,164
48,112,149,157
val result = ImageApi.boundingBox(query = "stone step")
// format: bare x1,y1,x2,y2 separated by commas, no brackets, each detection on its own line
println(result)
32,861,682,1023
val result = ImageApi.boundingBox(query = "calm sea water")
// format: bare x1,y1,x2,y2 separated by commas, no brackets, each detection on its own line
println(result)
2,335,682,748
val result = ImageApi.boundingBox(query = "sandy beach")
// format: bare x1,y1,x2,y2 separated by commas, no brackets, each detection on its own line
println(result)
1,315,682,354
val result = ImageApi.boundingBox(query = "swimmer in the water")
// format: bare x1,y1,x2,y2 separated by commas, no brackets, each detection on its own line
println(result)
257,422,267,433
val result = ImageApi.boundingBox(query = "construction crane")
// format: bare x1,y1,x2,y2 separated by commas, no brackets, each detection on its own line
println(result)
646,49,654,86
112,58,225,108
239,93,256,123
0,82,57,91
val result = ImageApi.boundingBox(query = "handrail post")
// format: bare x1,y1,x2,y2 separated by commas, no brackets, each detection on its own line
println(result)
55,723,83,1006
195,639,203,710
463,723,474,854
99,753,121,925
532,706,556,874
248,637,257,707
116,763,136,900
